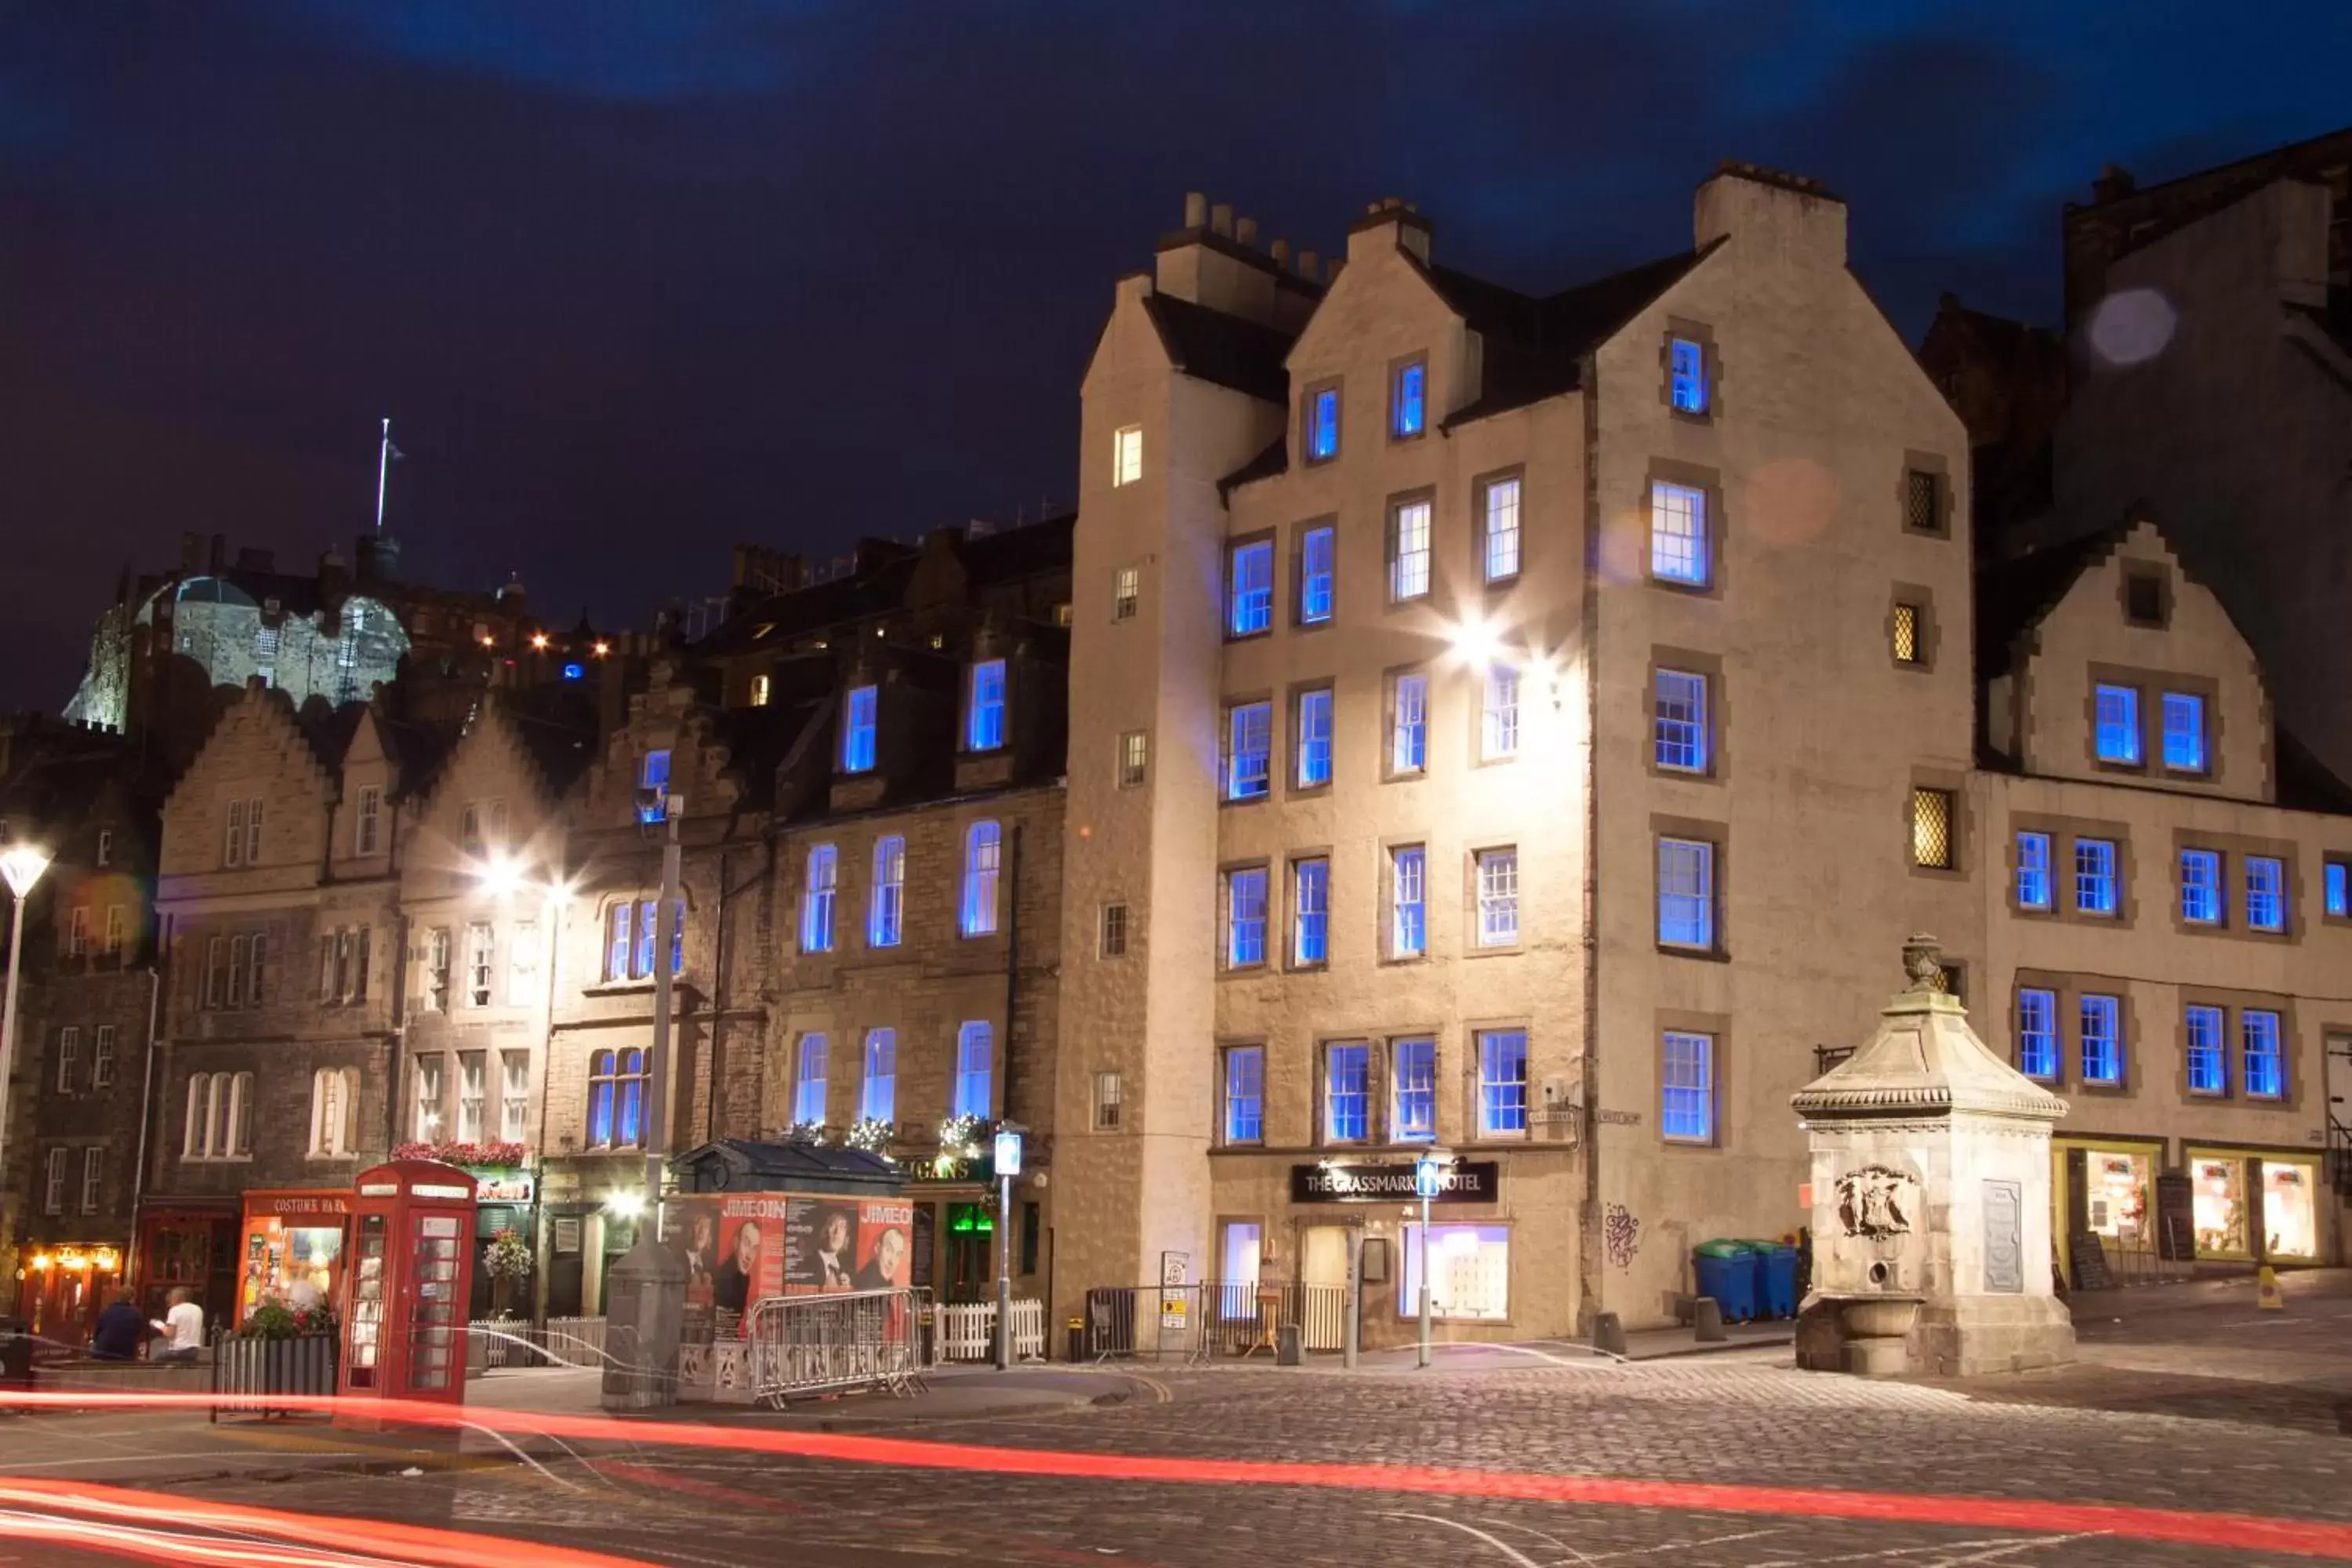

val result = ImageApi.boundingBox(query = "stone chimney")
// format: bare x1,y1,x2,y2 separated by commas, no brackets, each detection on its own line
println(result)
1152,190,1296,327
2090,163,2136,204
1345,196,1432,267
1695,161,1846,267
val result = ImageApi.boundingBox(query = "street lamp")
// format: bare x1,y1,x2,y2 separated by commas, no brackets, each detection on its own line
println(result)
0,844,53,1199
1413,1146,1452,1370
993,1124,1024,1370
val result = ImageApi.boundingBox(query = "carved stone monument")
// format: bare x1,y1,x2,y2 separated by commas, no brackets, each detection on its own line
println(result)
1791,935,2075,1377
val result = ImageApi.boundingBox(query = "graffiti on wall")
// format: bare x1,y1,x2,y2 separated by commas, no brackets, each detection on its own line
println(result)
1603,1203,1642,1270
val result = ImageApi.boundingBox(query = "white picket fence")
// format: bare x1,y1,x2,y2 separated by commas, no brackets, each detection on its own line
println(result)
466,1315,609,1368
937,1298,1044,1362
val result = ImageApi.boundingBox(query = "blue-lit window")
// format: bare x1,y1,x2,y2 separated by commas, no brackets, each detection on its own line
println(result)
869,836,905,947
2328,861,2350,919
953,1021,993,1120
1483,477,1522,583
801,844,837,953
2094,684,2141,765
1390,844,1426,958
2016,831,2052,910
2016,988,2057,1080
2242,1008,2284,1098
1477,1029,1528,1137
1654,670,1708,772
1307,386,1340,462
1222,1047,1264,1144
966,659,1007,751
1669,337,1709,415
1657,837,1715,949
2245,856,2285,932
793,1034,828,1125
2074,839,2118,916
1392,359,1425,439
587,1047,648,1149
2161,691,2205,772
1299,525,1335,624
1225,702,1272,801
1661,1030,1715,1143
1391,1038,1435,1142
2080,994,2122,1084
1228,540,1273,637
1390,499,1432,601
960,821,1000,937
623,898,684,981
561,662,584,681
637,749,671,823
2185,1005,2225,1094
1391,673,1427,774
1225,867,1268,968
2180,848,2221,925
841,686,878,773
1292,857,1329,966
604,902,633,982
860,1029,896,1123
1297,689,1333,788
1650,482,1708,586
1324,1043,1370,1142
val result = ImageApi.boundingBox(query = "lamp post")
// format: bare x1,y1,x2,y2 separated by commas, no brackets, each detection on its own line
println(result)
993,1123,1024,1370
1413,1146,1451,1370
0,844,53,1195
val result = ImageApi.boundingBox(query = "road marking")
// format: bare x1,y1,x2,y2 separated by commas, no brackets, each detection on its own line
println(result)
1379,1512,1556,1567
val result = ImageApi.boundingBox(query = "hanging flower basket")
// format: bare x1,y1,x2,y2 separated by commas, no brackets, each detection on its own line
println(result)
391,1138,529,1167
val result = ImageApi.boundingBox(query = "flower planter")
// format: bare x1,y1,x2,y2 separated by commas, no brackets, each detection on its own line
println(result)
211,1334,339,1421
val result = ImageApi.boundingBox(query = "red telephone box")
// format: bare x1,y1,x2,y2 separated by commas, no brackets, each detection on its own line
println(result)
340,1160,480,1405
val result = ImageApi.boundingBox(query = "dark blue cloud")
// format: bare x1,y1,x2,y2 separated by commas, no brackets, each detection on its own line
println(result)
1,0,2344,710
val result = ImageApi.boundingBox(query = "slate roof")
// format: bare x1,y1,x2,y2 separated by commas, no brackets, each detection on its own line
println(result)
1434,245,1715,426
1141,292,1297,403
509,709,600,799
1973,528,2122,682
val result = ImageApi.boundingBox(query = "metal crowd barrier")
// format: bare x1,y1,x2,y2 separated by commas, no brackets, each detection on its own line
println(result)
745,1287,933,1408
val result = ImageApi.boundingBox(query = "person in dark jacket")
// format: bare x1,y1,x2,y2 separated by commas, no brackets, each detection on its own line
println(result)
91,1292,152,1361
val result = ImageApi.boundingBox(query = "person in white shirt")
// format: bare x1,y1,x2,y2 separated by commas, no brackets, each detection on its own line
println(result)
151,1288,205,1362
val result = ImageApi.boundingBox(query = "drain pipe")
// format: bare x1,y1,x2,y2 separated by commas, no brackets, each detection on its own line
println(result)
126,918,168,1294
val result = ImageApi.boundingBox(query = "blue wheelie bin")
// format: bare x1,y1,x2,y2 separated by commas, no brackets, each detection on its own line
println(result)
1757,1243,1799,1319
1691,1240,1758,1323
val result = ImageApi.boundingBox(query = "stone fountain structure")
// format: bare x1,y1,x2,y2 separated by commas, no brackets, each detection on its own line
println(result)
1791,935,2076,1377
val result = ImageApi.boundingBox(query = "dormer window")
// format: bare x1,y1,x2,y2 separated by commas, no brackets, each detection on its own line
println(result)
1305,385,1341,463
637,750,672,824
1391,358,1426,439
1669,337,1709,415
966,659,1007,752
841,687,877,774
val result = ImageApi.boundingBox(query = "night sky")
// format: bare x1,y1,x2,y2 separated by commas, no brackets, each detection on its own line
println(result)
2,2,2345,712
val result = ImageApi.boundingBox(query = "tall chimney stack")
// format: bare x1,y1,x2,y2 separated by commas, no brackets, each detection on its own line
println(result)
1183,191,1207,227
1236,216,1258,246
1210,203,1233,238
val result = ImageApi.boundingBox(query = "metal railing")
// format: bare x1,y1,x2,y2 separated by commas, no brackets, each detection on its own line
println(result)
937,1299,1045,1362
1082,1283,1348,1362
463,1316,608,1369
745,1288,932,1408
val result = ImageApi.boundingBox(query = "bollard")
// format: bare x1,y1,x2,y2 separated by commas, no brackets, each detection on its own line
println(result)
1593,1311,1628,1356
1694,1296,1727,1342
1277,1322,1302,1367
1067,1316,1085,1363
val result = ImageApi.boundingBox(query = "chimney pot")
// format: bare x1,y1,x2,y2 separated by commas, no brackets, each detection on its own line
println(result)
1236,216,1258,245
1210,203,1233,238
1298,249,1318,279
1270,238,1290,266
1184,191,1207,227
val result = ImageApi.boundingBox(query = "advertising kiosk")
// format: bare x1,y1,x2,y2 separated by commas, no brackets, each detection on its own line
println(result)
339,1160,479,1404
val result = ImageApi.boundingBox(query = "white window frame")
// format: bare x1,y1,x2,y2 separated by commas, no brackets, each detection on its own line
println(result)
1475,847,1519,947
54,1025,79,1094
1482,476,1522,583
44,1148,67,1214
413,1055,444,1142
1118,731,1148,788
793,1033,829,1126
1482,664,1520,760
506,919,539,1007
466,922,494,1007
80,1146,103,1214
860,1028,897,1124
869,836,906,948
1389,498,1432,602
1661,1030,1716,1144
1112,564,1140,621
1390,673,1428,775
953,1021,993,1121
92,1025,116,1089
1390,844,1426,958
966,659,1007,752
1649,481,1708,586
1112,424,1143,488
961,821,1001,938
355,785,383,855
801,844,837,953
457,1051,488,1142
500,1051,531,1143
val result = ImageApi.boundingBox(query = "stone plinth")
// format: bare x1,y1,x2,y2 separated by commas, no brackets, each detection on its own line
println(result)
1791,935,2075,1377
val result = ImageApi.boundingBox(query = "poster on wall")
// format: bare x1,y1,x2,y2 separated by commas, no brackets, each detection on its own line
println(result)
715,1196,791,1315
784,1198,859,1290
851,1200,913,1290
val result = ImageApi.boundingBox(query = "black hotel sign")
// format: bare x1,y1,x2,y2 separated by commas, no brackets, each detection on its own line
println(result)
1289,1160,1500,1204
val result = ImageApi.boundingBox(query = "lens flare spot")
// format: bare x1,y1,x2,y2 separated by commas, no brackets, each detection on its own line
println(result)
2087,287,2176,366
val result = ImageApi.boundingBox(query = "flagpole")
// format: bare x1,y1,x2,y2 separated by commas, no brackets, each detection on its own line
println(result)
375,418,391,533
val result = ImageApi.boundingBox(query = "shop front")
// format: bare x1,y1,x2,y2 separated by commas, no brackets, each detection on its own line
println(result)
234,1189,353,1326
2184,1146,2325,1266
464,1167,537,1319
135,1203,238,1322
2053,1137,2167,1287
16,1242,125,1348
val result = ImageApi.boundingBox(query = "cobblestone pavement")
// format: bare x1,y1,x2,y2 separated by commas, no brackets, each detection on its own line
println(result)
103,1352,2350,1568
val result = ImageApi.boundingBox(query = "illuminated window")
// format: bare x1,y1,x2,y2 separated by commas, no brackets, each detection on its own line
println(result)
506,920,536,1007
2094,684,2141,764
1222,1047,1264,1145
2243,1010,2285,1099
2328,859,2350,918
2080,994,2122,1084
1483,665,1520,760
1224,701,1272,801
587,1048,648,1149
2161,692,2205,771
1391,1038,1436,1142
2016,989,2057,1079
1911,788,1955,869
1661,1030,1715,1142
801,845,836,952
413,1054,444,1142
869,836,905,947
2180,849,2221,924
1112,566,1139,621
841,688,877,773
1475,847,1519,946
1482,477,1521,583
2245,856,2286,931
2185,1004,2224,1094
1477,1029,1527,1136
1399,1222,1510,1322
1390,844,1426,958
1299,525,1335,624
1306,387,1340,462
750,673,771,708
500,1052,529,1142
961,822,1000,937
1112,425,1142,487
965,660,1007,752
1657,837,1715,949
1650,482,1708,586
1324,1043,1370,1142
793,1034,828,1125
1892,603,1923,664
457,1051,486,1142
1297,688,1333,786
1389,499,1432,601
953,1022,993,1120
1392,358,1425,438
1118,730,1148,788
2016,831,2052,909
1292,857,1329,966
861,1029,897,1123
1654,670,1708,772
637,750,671,822
1228,539,1273,636
1224,866,1269,968
1669,337,1708,414
1390,673,1428,774
2074,838,2118,916
466,923,493,1007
